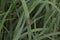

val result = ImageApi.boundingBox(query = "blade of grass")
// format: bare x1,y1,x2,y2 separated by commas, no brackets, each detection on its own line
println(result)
13,19,26,40
20,0,31,40
29,0,42,14
39,32,60,39
20,0,29,19
32,3,46,19
13,13,24,36
44,0,50,22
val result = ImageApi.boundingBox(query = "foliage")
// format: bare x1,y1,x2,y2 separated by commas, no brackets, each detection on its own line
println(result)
0,0,60,40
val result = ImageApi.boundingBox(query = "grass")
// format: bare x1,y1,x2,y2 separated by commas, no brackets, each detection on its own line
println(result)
0,0,60,40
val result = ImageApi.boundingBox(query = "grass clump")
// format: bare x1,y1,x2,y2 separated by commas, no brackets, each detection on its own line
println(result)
0,0,60,40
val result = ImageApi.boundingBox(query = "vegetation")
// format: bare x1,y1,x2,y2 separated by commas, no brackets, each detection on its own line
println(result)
0,0,60,40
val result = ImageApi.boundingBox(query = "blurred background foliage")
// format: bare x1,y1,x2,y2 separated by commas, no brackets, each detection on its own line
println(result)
0,0,60,40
